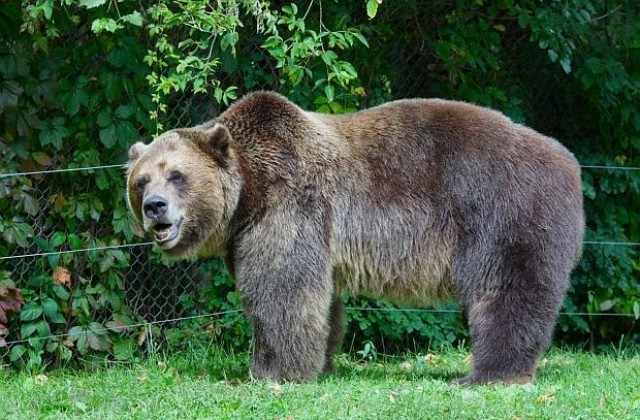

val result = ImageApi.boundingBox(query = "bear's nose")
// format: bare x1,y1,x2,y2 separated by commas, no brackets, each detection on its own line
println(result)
143,195,168,219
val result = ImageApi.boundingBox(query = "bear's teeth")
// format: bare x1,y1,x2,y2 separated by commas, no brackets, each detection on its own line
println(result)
153,224,173,242
150,220,181,246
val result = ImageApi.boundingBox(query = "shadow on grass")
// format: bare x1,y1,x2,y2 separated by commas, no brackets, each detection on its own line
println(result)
322,353,470,384
165,349,470,385
168,346,640,386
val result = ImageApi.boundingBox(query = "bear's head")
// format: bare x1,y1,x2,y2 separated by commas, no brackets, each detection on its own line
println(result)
126,124,241,257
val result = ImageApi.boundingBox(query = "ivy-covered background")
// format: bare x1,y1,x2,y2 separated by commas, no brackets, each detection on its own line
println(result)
1,0,638,370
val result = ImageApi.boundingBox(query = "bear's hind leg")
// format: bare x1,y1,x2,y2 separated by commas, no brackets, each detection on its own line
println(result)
456,293,547,385
454,243,569,385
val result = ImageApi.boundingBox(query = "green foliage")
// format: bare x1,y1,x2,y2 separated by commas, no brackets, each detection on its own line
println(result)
165,260,250,353
0,0,638,372
356,340,378,362
1,0,155,369
346,301,467,353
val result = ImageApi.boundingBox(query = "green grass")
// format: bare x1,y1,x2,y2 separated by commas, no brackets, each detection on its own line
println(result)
1,347,639,419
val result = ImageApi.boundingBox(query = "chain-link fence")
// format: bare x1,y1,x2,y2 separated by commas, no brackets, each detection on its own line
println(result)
0,92,231,361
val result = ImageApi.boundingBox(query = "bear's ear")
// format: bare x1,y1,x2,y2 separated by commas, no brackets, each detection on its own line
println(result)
128,142,149,165
198,123,233,168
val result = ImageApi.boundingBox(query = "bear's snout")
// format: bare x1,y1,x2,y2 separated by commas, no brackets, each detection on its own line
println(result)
144,195,168,220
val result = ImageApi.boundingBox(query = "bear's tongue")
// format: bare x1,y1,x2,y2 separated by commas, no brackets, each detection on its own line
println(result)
152,223,175,243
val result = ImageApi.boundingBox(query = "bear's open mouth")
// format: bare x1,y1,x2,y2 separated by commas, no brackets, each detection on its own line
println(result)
151,219,181,245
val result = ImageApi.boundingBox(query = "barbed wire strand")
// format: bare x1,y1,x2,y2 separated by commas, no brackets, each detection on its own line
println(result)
345,307,638,318
2,238,638,261
2,163,640,179
2,309,244,347
583,241,640,246
580,165,640,171
0,242,156,261
1,306,636,349
0,164,126,179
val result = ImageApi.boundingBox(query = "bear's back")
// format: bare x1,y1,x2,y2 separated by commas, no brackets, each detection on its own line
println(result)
314,98,580,211
313,99,583,302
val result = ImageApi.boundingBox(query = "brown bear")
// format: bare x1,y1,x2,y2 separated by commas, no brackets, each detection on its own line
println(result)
126,91,584,385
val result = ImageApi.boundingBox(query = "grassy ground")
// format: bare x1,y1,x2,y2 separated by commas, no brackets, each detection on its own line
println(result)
1,347,639,419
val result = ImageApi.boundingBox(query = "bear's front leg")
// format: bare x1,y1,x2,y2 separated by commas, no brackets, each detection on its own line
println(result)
234,210,334,382
247,299,332,382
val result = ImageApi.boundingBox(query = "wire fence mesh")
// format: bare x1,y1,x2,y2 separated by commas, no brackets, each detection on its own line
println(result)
0,92,222,362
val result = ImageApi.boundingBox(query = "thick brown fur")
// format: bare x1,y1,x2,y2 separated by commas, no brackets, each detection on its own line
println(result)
126,91,584,384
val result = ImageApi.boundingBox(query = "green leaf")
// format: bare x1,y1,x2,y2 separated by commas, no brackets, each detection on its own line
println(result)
321,51,338,66
20,303,43,321
47,254,60,270
81,0,109,9
67,326,84,341
324,85,335,102
50,231,66,248
77,331,88,354
34,237,50,252
42,0,53,20
64,80,88,116
41,298,59,318
35,319,51,337
214,87,223,103
221,32,239,52
282,4,298,15
115,121,137,146
352,32,369,48
47,312,66,324
120,11,143,27
20,193,39,216
68,234,83,250
96,171,109,190
91,18,121,34
366,0,380,19
89,322,106,335
31,151,52,166
9,344,26,362
39,118,69,150
87,330,107,350
106,319,127,333
112,208,130,234
99,124,117,148
46,340,59,352
53,285,70,301
0,80,22,110
20,322,39,337
97,109,112,127
115,105,134,120
108,48,128,68
3,222,34,247
99,255,114,273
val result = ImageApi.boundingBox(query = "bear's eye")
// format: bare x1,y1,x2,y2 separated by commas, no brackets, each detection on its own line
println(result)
134,177,148,193
168,170,187,185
